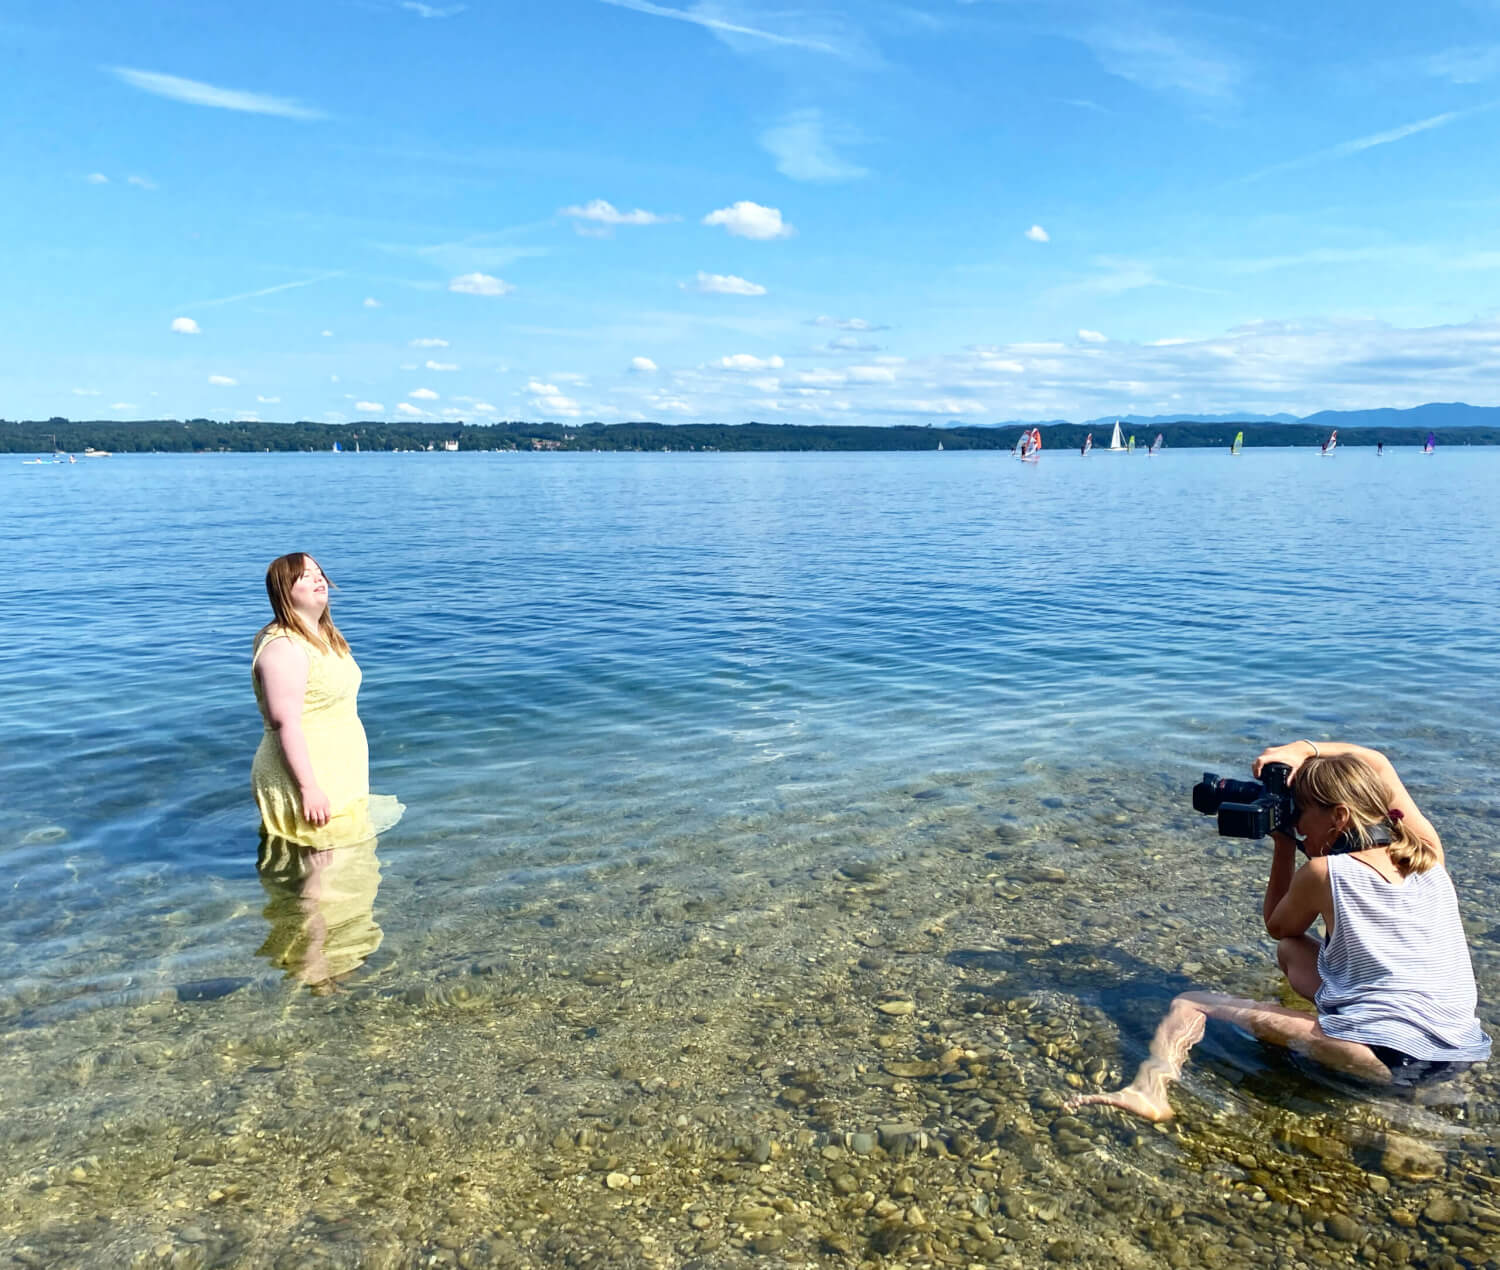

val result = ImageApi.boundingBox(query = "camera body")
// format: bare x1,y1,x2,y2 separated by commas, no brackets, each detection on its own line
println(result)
1192,762,1297,839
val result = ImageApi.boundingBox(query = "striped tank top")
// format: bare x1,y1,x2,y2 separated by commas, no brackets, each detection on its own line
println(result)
1316,854,1491,1062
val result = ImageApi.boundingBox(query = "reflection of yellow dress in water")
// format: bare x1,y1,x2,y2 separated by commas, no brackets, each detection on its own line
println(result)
256,837,383,986
251,626,404,849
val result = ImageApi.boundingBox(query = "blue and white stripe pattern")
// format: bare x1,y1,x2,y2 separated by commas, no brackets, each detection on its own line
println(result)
1316,855,1491,1062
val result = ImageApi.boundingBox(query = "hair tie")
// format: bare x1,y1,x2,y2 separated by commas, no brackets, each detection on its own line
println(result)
1388,808,1404,822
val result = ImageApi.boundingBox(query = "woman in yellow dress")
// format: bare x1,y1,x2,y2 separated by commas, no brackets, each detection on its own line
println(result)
251,553,403,849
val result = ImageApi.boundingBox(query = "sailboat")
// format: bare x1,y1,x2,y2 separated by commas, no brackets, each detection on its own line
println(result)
331,441,343,453
1148,433,1164,457
1230,430,1243,456
1320,429,1338,456
1019,427,1042,462
1128,434,1136,453
1422,431,1436,456
1106,420,1127,452
1081,432,1093,456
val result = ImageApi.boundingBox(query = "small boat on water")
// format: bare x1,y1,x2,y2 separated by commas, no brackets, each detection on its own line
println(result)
1081,432,1093,456
1423,431,1436,456
1230,430,1243,456
83,447,111,457
1320,429,1338,456
1128,434,1136,453
1017,427,1042,462
1148,433,1164,457
1106,420,1127,452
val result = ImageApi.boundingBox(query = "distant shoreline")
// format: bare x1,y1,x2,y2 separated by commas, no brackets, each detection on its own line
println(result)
6,419,1498,455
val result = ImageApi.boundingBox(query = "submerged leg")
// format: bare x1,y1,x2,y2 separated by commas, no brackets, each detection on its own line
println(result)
1069,990,1392,1122
1068,993,1208,1121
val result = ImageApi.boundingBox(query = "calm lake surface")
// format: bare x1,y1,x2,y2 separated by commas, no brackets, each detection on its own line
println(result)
4,448,1500,1267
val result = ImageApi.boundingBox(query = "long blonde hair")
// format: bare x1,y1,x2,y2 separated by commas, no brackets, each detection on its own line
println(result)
264,552,350,655
1294,754,1436,875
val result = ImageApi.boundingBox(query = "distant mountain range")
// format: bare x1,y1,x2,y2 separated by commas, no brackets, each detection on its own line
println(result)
980,402,1500,430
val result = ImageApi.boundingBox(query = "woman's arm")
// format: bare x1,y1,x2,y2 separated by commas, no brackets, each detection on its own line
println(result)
256,639,332,826
1265,856,1329,940
1263,832,1301,928
1253,739,1441,859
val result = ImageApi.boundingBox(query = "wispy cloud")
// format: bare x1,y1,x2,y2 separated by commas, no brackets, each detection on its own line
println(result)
108,68,325,120
181,271,341,309
1076,21,1242,102
127,174,157,190
208,374,238,386
596,0,861,60
411,337,449,347
760,110,868,182
1235,106,1491,185
811,315,888,332
686,271,767,295
449,272,513,295
400,1,465,16
559,198,678,236
1424,44,1500,85
86,172,109,184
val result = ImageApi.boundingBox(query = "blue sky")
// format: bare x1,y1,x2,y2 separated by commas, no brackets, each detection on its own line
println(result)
5,0,1500,425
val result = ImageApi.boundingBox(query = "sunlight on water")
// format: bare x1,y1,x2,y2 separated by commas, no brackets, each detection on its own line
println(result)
3,449,1500,1265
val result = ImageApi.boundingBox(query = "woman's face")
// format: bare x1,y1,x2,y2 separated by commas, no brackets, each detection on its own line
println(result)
1296,799,1349,857
290,559,329,616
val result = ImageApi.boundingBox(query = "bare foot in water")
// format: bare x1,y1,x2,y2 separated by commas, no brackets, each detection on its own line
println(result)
1066,1085,1174,1122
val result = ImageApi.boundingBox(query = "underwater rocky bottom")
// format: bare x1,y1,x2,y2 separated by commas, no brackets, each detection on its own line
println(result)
3,767,1500,1269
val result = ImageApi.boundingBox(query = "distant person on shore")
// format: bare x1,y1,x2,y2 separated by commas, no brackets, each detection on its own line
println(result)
251,553,403,849
1072,741,1489,1121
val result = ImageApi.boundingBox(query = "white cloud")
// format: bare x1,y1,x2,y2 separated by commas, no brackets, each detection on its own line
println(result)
594,0,866,60
71,388,101,396
526,379,560,395
397,402,427,416
208,374,237,386
1025,225,1050,243
257,395,281,403
559,198,676,229
719,353,785,371
531,390,581,416
689,271,767,296
1077,23,1241,102
86,172,109,184
847,365,896,383
410,337,449,347
449,272,513,296
702,201,794,240
127,174,157,189
363,297,381,308
355,401,384,412
234,411,261,423
425,360,459,371
321,329,334,337
401,1,466,15
441,407,467,418
760,110,867,182
471,401,497,413
811,315,888,332
1078,329,1108,343
170,316,201,335
110,402,136,410
409,387,439,400
1425,45,1500,85
795,369,845,387
330,374,340,383
1237,108,1478,186
108,67,325,120
629,356,658,372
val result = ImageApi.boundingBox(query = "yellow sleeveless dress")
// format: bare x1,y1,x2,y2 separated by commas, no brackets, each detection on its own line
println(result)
251,626,404,849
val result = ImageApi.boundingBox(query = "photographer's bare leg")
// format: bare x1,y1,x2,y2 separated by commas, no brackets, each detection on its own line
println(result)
1069,991,1391,1122
1276,935,1322,1001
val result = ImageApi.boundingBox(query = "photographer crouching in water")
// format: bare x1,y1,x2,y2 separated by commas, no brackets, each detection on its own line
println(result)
1072,740,1491,1122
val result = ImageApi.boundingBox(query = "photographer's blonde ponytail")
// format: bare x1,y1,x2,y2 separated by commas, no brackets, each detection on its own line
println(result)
1295,754,1438,876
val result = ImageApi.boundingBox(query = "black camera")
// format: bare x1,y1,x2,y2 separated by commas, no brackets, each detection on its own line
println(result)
1192,762,1298,839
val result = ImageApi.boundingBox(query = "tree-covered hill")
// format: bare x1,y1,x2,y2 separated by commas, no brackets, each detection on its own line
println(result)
5,417,1499,455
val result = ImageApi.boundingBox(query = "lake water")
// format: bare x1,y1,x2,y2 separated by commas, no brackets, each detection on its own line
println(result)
4,448,1500,1267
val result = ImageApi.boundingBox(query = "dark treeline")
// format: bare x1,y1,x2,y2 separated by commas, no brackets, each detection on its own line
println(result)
5,417,1498,454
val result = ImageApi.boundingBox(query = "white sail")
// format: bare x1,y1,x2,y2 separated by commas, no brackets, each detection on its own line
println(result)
1107,420,1127,451
1148,433,1163,456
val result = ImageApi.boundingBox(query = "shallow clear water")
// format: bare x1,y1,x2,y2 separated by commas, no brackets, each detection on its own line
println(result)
4,448,1500,1265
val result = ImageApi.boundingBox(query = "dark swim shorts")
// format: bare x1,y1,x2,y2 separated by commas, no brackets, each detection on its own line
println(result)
1369,1045,1474,1088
